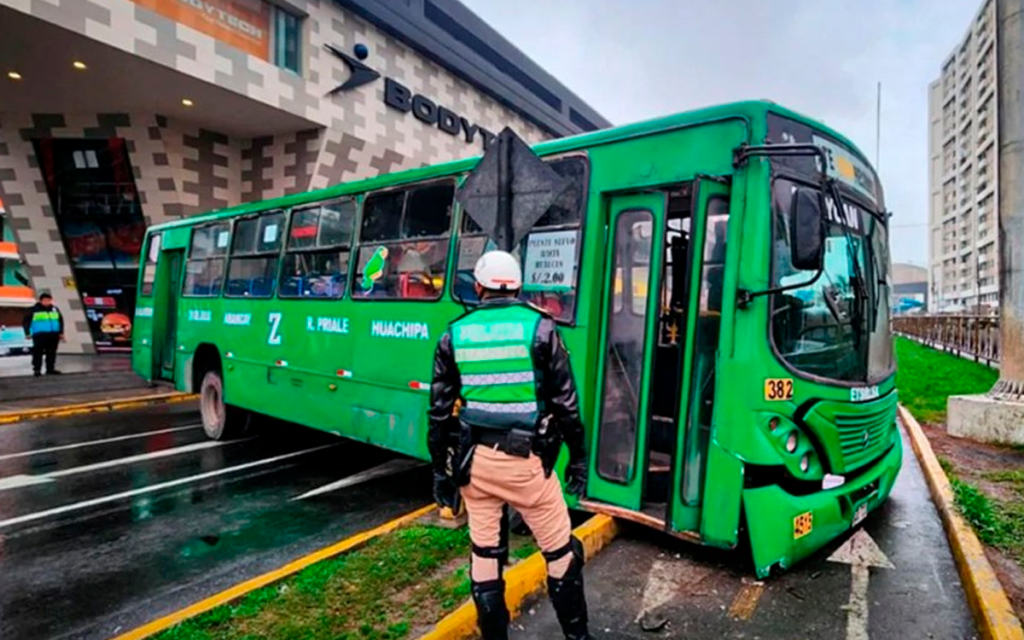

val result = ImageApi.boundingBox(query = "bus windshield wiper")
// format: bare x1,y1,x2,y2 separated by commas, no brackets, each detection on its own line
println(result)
827,179,868,350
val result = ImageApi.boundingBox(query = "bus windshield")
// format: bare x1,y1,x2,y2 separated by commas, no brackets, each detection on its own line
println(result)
769,178,893,384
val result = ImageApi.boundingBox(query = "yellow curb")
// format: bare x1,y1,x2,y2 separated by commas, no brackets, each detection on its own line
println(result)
899,404,1024,640
417,514,619,640
0,392,197,425
109,504,436,640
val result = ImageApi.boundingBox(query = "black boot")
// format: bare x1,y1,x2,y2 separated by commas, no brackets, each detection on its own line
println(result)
471,578,509,640
546,537,591,640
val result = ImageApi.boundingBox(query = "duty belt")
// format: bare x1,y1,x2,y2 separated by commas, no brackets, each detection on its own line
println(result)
474,427,535,458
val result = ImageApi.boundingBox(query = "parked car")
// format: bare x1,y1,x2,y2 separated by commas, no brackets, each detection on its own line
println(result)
0,325,32,356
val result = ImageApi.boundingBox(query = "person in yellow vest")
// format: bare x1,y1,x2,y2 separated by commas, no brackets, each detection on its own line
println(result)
22,293,64,377
428,250,591,640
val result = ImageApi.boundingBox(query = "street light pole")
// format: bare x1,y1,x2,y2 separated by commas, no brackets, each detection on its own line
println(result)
947,0,1024,444
993,0,1024,395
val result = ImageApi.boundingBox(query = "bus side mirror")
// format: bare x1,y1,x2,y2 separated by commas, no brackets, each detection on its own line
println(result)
790,187,825,271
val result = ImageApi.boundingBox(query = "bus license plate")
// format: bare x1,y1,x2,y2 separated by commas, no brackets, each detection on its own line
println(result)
853,504,868,527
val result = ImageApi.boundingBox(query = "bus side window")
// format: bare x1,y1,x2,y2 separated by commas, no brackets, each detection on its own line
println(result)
140,232,161,296
279,199,356,299
353,181,454,300
226,211,284,298
183,222,230,297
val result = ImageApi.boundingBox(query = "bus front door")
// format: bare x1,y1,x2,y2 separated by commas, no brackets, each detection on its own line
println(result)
585,193,666,517
667,178,730,534
152,249,183,382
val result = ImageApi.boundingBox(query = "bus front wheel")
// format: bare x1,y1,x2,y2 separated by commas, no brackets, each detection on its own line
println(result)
200,370,249,440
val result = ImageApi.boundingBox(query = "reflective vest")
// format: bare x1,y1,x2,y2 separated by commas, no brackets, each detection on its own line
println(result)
451,304,542,431
30,309,61,335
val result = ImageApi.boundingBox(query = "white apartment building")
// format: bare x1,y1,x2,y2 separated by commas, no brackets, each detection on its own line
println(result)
928,0,999,312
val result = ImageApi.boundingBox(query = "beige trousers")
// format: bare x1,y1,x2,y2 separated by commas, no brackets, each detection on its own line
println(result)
461,445,574,582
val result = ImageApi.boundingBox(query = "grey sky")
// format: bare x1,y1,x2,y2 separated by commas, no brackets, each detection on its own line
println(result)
463,0,981,266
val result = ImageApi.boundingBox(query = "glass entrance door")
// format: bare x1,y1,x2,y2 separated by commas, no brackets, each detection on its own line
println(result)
34,138,145,352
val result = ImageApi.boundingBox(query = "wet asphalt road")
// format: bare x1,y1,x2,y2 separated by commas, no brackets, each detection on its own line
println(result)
0,403,431,640
512,423,979,640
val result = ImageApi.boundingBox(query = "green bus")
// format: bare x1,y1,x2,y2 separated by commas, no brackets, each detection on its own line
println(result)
132,100,900,577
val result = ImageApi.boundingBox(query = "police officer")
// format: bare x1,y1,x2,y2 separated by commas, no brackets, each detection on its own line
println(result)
428,250,591,640
22,292,64,377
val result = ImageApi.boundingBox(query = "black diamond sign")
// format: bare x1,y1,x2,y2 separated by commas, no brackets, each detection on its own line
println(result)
455,127,571,251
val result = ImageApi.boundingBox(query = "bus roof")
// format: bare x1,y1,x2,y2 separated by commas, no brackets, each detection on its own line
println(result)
148,100,870,232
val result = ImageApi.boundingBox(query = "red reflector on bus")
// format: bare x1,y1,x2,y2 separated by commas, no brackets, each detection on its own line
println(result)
275,360,288,367
409,381,429,391
337,369,352,378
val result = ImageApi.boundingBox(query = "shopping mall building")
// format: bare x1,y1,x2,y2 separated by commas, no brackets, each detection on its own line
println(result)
0,0,608,353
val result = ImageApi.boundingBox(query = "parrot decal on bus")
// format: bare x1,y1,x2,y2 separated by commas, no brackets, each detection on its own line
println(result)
361,246,389,292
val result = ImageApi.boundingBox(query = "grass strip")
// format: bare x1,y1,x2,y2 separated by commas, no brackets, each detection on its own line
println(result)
940,455,1024,567
895,337,998,423
155,525,536,640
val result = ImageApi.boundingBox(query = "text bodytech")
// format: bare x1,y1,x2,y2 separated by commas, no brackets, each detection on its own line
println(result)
384,78,496,150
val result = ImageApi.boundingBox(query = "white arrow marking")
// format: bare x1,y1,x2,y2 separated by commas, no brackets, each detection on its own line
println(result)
292,458,425,500
828,529,895,640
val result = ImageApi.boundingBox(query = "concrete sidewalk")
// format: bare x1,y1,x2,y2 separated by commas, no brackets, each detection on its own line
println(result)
0,353,159,409
0,353,134,378
510,426,978,639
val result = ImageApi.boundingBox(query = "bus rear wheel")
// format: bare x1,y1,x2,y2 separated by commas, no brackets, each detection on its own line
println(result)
200,370,249,440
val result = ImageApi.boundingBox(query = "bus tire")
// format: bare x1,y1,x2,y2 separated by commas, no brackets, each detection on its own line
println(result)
199,369,249,440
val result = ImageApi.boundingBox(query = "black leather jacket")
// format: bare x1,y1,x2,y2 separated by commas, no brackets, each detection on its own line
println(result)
428,297,586,478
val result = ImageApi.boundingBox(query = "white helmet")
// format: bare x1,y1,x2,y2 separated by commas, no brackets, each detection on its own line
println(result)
473,250,522,291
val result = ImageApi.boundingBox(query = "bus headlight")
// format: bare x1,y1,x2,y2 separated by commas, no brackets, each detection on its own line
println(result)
786,431,799,453
800,454,811,472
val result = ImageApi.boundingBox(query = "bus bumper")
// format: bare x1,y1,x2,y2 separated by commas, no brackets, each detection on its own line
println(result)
742,433,903,578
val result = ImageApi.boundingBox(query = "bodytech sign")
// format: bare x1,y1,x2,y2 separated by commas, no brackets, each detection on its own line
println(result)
327,44,496,150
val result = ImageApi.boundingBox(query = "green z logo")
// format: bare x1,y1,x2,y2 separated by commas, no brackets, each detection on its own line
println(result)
268,312,283,345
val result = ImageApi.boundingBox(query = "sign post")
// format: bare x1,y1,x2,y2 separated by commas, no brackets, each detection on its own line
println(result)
455,127,571,252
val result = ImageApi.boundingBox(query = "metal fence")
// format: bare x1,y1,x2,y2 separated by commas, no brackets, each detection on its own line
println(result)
892,315,1000,366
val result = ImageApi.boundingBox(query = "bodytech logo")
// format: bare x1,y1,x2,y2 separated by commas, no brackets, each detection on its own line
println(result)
326,44,495,149
325,44,380,94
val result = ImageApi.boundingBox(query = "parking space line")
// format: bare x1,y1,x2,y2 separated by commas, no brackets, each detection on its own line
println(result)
0,444,337,530
46,439,248,479
292,458,427,500
728,580,765,621
0,424,202,461
0,439,248,494
0,474,52,490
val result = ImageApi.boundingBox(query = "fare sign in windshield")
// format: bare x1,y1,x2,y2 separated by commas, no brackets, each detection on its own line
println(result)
766,113,884,210
813,135,879,208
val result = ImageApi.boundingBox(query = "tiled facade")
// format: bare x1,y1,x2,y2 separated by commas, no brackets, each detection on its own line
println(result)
0,0,588,352
927,0,999,312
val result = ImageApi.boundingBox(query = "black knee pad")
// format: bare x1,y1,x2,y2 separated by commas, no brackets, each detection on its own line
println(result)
542,535,584,580
471,578,509,640
544,536,590,640
472,542,509,577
